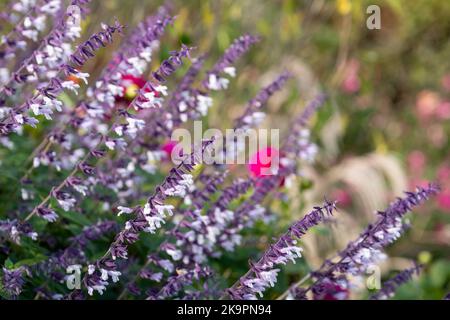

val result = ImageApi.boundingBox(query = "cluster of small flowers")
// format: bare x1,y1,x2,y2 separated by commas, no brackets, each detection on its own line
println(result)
0,219,37,244
0,0,63,66
0,20,123,135
141,35,261,156
227,200,337,300
284,183,440,300
75,140,214,296
88,31,260,210
18,44,192,230
23,11,174,208
15,220,119,289
204,34,259,91
129,173,231,288
175,178,254,264
3,0,88,95
1,266,29,297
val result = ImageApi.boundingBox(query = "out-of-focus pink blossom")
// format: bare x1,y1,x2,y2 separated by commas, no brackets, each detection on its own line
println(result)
437,191,450,211
426,125,447,148
122,74,145,101
441,74,450,92
436,101,450,120
161,140,180,158
407,150,426,175
332,189,352,207
415,90,441,120
341,59,360,94
437,164,450,186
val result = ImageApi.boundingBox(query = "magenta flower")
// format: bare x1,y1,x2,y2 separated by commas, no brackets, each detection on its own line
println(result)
437,191,450,211
247,147,281,178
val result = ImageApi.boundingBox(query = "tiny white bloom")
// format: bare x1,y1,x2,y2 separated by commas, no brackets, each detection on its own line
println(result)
88,265,95,275
223,66,236,77
117,206,133,216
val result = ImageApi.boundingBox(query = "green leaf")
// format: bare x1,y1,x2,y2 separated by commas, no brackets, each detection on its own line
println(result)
13,254,47,268
4,258,14,269
429,260,450,287
58,209,91,226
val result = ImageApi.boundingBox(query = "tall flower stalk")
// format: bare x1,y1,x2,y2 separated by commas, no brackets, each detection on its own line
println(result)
21,45,192,224
0,21,123,135
369,264,422,300
226,200,337,300
281,183,439,300
73,139,214,297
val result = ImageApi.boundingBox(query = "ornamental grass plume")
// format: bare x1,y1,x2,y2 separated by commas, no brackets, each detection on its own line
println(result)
0,1,443,301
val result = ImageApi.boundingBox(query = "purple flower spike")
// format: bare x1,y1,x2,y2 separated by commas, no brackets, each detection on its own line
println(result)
296,183,439,300
152,44,194,83
2,267,29,298
75,140,214,297
227,199,337,300
234,71,292,130
204,34,259,90
370,263,422,300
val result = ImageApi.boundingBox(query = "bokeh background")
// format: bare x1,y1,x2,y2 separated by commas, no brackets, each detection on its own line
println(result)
1,0,449,299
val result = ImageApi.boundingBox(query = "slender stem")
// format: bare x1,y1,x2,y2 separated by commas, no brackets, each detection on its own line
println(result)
116,167,207,300
117,260,150,300
23,139,98,221
277,274,311,300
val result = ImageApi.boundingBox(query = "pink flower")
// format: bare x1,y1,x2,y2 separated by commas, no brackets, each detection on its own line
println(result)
415,90,441,120
437,164,450,186
342,75,360,94
248,147,280,177
436,101,450,120
407,150,426,175
437,191,450,211
161,140,181,159
341,59,360,94
332,189,352,207
441,74,450,92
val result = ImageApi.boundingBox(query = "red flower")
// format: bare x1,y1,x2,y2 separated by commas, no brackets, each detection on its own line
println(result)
116,74,159,102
